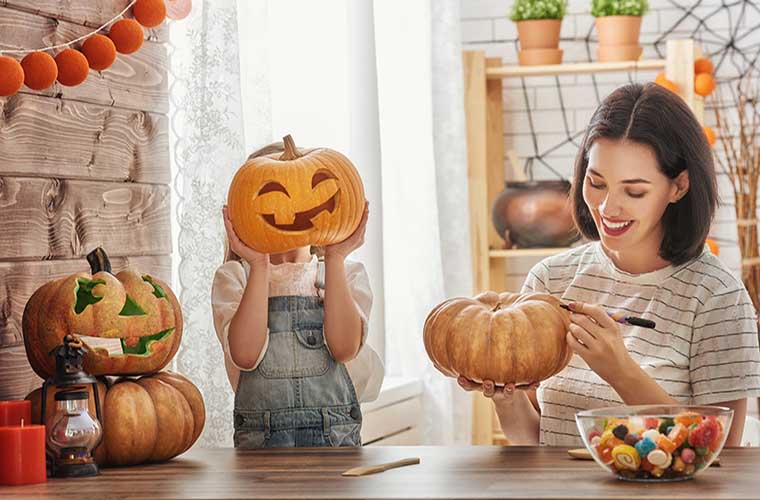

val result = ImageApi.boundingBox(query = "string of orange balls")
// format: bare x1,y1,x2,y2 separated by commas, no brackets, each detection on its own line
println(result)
0,0,189,97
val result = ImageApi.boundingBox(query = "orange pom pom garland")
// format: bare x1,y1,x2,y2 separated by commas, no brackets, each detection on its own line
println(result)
109,19,144,54
21,52,58,90
0,56,25,96
82,34,117,71
55,49,90,87
133,0,167,28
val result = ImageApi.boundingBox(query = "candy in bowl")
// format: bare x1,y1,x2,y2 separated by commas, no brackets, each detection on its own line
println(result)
575,405,733,482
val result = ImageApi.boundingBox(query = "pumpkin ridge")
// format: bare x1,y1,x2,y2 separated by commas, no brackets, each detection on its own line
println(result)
438,299,475,375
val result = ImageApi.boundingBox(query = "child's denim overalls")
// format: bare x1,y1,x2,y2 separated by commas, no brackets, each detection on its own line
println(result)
233,260,362,448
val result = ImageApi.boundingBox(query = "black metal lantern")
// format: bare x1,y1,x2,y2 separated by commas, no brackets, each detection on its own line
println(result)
41,334,103,477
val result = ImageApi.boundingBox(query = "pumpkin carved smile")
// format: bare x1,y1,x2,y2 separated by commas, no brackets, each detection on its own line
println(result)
227,135,365,253
260,191,339,232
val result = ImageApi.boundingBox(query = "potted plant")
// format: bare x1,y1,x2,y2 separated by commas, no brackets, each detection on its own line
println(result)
510,0,567,66
591,0,649,62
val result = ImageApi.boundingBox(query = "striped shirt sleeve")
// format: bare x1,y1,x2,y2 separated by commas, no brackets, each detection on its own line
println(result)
689,286,760,404
520,261,550,294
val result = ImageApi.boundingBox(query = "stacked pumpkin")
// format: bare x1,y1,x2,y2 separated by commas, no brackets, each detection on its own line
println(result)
23,247,205,466
424,291,572,386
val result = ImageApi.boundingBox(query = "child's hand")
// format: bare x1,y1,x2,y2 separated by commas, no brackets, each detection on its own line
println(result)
222,205,269,267
324,201,369,260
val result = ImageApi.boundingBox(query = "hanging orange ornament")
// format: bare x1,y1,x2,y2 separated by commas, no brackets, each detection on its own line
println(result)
703,125,716,146
165,0,192,20
109,19,144,54
706,238,720,256
134,0,167,28
654,73,680,95
55,49,90,87
694,57,714,75
0,56,25,96
20,52,58,90
695,73,716,97
82,34,117,71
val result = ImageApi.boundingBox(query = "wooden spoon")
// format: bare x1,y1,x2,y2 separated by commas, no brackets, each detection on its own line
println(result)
342,457,420,477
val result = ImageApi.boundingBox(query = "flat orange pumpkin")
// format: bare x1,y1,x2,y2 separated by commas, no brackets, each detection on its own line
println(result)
227,135,365,253
423,291,572,386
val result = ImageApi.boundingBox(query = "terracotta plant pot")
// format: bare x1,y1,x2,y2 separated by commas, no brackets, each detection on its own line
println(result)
518,48,563,66
595,16,642,45
516,19,562,49
491,180,581,248
597,44,643,62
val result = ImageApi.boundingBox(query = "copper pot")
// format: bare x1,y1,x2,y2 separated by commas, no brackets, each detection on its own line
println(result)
491,180,580,248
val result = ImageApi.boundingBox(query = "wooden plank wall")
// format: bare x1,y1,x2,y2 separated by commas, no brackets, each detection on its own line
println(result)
0,0,171,400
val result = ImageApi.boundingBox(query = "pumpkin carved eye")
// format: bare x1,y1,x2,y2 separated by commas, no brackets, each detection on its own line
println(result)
258,181,289,197
311,169,335,189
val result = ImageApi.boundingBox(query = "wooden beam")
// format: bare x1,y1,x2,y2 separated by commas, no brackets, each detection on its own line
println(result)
486,58,506,294
487,59,666,78
0,177,172,261
0,94,169,183
666,39,704,124
463,51,489,295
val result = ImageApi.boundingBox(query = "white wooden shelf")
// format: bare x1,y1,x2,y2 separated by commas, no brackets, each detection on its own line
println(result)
489,247,571,258
486,59,666,79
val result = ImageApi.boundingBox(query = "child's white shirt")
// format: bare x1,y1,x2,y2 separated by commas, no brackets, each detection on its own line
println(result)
211,256,384,402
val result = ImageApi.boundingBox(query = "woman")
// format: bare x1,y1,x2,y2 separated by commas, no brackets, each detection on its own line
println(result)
458,82,760,447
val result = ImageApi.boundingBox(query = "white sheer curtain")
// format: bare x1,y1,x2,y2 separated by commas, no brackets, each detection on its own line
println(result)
169,0,251,447
170,0,472,447
374,0,473,444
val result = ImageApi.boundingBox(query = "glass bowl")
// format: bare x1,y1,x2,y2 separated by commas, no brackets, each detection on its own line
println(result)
575,405,733,482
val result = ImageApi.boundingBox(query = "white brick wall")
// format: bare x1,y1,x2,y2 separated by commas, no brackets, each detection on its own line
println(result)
461,0,760,281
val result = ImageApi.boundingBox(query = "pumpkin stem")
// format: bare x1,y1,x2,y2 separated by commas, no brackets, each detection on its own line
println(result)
491,302,503,312
86,247,112,274
280,135,302,161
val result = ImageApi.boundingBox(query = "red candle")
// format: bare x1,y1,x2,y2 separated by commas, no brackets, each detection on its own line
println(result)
0,423,47,485
0,400,31,426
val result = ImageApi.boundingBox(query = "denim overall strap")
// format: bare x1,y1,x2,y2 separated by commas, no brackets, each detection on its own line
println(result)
233,259,362,448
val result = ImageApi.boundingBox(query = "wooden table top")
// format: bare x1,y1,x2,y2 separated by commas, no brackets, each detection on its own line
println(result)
2,446,760,500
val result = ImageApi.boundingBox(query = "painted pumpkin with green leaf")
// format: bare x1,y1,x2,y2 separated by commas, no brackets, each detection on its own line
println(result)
22,247,183,377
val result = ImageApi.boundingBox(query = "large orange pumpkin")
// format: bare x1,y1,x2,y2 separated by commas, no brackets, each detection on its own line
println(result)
424,291,572,386
23,247,183,377
27,371,205,466
227,135,365,253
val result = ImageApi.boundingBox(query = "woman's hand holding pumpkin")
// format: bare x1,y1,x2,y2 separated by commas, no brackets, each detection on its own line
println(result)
324,201,369,261
223,205,269,268
566,301,638,384
456,376,539,403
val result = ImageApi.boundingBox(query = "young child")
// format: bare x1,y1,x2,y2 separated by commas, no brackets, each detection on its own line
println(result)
212,142,384,448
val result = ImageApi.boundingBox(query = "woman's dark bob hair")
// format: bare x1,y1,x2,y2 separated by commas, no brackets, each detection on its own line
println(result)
572,82,718,266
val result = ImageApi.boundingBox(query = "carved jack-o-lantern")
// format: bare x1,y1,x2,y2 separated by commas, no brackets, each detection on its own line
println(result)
22,248,183,378
226,135,365,254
